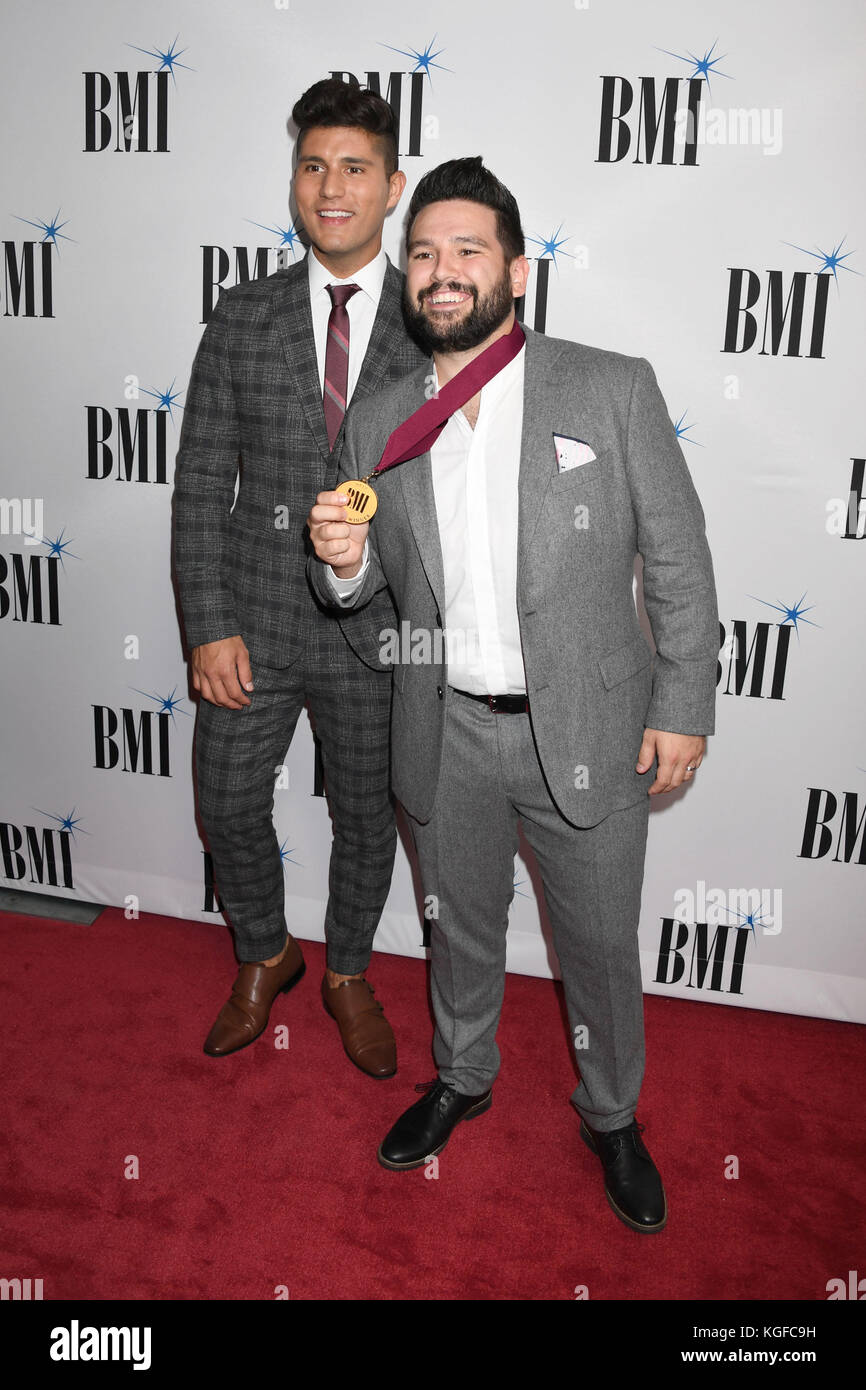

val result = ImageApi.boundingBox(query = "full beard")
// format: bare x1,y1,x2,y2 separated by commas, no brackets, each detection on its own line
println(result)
403,266,515,353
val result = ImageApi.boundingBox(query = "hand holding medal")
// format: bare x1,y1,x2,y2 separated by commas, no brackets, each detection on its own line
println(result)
307,486,370,577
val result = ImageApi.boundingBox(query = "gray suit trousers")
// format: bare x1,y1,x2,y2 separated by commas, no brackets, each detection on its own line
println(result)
409,690,650,1131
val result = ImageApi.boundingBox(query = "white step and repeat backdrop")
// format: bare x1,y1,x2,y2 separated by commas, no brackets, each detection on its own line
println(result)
2,0,864,1021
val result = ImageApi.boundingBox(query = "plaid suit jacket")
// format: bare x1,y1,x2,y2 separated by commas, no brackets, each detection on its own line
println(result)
173,256,426,668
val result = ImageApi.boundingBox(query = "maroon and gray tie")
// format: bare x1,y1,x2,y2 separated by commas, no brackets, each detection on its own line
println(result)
323,282,361,450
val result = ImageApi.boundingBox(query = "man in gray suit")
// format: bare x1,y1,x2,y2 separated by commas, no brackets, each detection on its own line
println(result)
173,80,426,1072
307,157,718,1232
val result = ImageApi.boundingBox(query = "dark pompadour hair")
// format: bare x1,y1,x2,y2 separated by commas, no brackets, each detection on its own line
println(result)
406,156,525,260
291,78,399,177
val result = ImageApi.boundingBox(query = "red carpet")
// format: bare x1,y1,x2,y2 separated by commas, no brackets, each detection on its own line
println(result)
1,907,863,1301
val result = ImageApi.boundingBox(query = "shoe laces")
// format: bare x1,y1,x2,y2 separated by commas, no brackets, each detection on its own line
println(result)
414,1077,455,1106
591,1119,646,1156
613,1121,648,1160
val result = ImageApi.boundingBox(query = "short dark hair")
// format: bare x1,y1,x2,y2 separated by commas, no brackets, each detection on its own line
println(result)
291,78,398,177
406,157,525,260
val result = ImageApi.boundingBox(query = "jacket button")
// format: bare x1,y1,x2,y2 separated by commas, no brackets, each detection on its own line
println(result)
437,685,443,699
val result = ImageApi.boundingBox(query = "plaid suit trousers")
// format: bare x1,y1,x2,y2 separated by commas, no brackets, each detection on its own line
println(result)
194,602,395,970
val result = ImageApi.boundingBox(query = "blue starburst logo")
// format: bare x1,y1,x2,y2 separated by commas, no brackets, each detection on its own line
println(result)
720,904,772,939
13,209,74,253
126,35,192,83
526,226,573,268
512,870,531,901
673,411,703,447
748,591,819,638
131,686,192,721
379,35,451,85
656,38,732,96
279,839,301,870
39,528,79,568
783,236,860,286
140,379,185,420
246,218,305,258
32,807,89,839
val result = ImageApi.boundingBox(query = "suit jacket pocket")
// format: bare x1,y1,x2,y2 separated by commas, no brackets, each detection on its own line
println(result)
549,453,606,491
597,633,653,689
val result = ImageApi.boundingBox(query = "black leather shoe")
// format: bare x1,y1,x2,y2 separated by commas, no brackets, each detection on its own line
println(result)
378,1079,492,1169
580,1118,667,1232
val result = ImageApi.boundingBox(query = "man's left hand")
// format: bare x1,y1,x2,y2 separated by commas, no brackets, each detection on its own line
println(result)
636,729,705,794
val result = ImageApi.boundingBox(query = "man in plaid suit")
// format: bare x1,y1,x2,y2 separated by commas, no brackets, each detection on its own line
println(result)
173,79,426,1072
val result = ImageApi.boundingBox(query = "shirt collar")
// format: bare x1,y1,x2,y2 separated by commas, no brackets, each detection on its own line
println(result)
306,245,388,305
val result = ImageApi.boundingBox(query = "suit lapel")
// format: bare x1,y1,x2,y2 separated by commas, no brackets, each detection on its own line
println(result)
518,328,568,561
274,260,331,460
352,262,407,405
399,444,446,611
382,360,446,609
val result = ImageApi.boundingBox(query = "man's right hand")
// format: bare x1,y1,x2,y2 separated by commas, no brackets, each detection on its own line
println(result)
191,635,253,708
307,490,369,578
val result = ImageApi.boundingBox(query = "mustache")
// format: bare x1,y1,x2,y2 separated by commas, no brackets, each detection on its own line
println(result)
418,280,477,303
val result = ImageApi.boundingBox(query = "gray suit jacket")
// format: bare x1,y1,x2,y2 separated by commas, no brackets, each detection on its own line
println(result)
173,256,427,669
309,327,719,826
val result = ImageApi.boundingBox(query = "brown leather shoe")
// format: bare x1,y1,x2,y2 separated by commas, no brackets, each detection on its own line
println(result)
321,974,397,1078
203,935,305,1057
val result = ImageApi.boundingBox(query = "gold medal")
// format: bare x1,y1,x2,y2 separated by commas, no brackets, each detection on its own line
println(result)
340,479,378,524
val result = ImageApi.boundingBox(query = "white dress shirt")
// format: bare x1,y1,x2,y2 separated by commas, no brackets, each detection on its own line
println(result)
430,346,526,693
327,342,528,696
307,245,388,400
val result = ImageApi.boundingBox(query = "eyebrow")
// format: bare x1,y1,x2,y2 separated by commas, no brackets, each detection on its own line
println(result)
298,154,376,166
408,234,490,250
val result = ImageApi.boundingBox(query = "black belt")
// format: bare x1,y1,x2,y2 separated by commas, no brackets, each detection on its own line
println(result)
450,688,529,714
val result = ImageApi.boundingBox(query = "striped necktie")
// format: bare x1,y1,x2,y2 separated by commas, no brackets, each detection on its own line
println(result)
323,282,361,450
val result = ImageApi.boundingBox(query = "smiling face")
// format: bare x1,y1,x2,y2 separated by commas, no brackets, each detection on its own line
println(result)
292,125,406,276
404,199,530,353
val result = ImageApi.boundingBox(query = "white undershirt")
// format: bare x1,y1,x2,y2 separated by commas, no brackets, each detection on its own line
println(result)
307,245,387,400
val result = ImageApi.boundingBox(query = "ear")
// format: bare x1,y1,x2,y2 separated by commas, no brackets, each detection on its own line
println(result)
510,254,531,300
387,169,407,211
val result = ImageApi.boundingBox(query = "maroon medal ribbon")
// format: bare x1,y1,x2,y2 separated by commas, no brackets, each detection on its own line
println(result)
338,318,525,524
372,317,526,477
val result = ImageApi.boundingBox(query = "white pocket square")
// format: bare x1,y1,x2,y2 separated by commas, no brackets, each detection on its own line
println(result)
553,433,597,472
